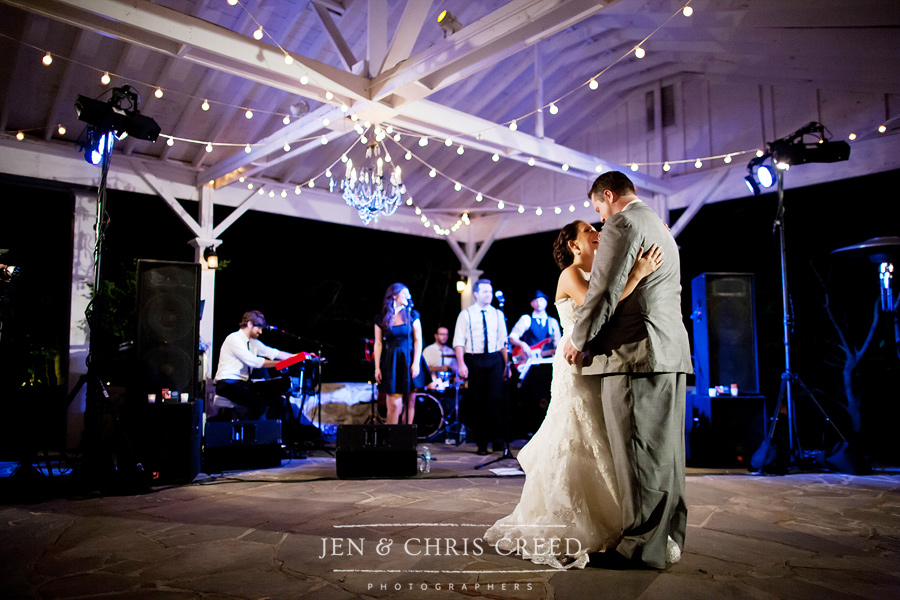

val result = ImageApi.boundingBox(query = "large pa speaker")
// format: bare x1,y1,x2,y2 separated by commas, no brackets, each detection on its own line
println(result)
203,420,283,473
691,273,759,395
126,400,202,484
336,424,418,478
135,260,201,401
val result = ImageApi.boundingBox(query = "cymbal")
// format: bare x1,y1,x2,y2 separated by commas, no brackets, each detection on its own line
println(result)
831,236,900,262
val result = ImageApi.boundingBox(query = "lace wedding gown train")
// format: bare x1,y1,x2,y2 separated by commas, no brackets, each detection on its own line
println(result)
483,298,622,569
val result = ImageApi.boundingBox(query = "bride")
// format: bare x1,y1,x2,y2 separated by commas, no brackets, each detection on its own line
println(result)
483,220,662,569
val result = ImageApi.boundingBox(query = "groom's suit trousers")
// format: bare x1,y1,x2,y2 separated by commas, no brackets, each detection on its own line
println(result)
600,371,687,569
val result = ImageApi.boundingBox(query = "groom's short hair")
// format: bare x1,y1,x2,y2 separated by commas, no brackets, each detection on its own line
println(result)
589,171,635,199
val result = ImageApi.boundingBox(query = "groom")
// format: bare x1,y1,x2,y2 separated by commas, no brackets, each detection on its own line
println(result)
562,171,692,569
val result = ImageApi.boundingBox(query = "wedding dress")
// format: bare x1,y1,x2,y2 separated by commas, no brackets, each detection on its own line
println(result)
484,298,622,569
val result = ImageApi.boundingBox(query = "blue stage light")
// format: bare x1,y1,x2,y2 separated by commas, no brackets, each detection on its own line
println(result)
757,164,776,188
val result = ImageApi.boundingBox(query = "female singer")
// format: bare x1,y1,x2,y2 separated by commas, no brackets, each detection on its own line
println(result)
373,283,426,424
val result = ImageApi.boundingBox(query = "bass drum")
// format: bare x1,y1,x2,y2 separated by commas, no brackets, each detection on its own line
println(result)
413,393,444,440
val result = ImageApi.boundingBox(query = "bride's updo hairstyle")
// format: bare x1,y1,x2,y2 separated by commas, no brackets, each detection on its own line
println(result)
552,220,586,270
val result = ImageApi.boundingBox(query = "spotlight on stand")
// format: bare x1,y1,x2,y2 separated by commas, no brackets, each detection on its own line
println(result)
83,128,114,165
438,10,462,36
744,153,772,196
768,122,851,168
75,85,161,142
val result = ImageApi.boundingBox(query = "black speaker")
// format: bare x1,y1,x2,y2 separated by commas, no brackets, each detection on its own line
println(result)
127,400,202,484
691,273,760,395
135,260,201,401
204,420,283,472
688,393,766,467
336,424,418,478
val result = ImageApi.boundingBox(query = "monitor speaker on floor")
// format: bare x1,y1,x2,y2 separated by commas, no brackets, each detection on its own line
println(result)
335,424,418,479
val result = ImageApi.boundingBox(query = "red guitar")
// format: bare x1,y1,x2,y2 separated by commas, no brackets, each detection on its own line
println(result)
510,338,555,365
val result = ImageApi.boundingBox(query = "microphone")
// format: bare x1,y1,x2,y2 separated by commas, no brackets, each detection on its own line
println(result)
407,298,415,309
265,325,281,331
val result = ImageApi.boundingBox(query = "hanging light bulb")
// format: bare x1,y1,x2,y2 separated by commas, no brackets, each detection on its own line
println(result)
300,73,309,85
662,162,671,172
258,188,265,195
454,182,462,191
554,207,562,215
879,125,887,133
756,149,764,157
325,91,334,100
848,133,857,141
239,176,245,183
283,115,291,125
595,164,604,173
457,145,464,155
281,189,287,198
202,99,210,111
205,142,213,153
284,53,293,65
42,52,52,66
253,26,264,40
341,103,349,112
245,109,253,119
445,138,453,146
429,168,436,178
683,5,693,17
630,163,639,171
227,0,238,5
509,120,517,131
635,46,646,59
154,87,164,99
244,144,252,153
569,205,576,212
308,179,315,187
491,153,500,162
321,135,329,145
101,71,111,85
418,137,428,147
476,193,483,202
405,151,412,160
536,207,543,216
549,103,559,115
583,200,590,208
295,186,301,195
283,143,291,152
268,190,275,197
561,163,569,171
16,131,24,141
248,183,254,189
589,79,598,90
517,205,525,214
497,201,505,209
57,125,66,135
694,158,702,168
166,137,174,147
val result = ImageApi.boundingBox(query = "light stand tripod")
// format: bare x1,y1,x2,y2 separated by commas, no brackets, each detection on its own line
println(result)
751,168,847,473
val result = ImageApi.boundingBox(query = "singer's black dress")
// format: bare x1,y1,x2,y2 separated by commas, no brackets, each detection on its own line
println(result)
379,309,427,395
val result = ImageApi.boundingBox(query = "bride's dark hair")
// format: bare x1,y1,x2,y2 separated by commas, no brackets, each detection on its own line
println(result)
552,220,585,270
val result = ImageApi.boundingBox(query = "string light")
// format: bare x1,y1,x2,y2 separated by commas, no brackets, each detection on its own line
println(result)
589,79,598,90
497,201,505,209
284,53,293,65
683,5,693,17
321,135,328,144
517,205,525,213
663,162,671,172
405,151,412,160
561,163,569,171
341,103,349,112
554,207,562,214
634,46,646,59
569,205,576,212
549,103,559,115
283,143,291,152
454,182,462,191
201,99,210,111
528,157,535,166
457,145,464,155
154,87,164,99
491,153,500,162
630,163,639,171
723,155,732,164
418,137,428,147
295,186,302,195
244,144,252,153
253,26,264,41
429,168,436,178
509,120,517,131
166,137,174,146
300,74,309,85
57,125,66,135
694,158,702,168
879,125,887,133
101,71,111,85
848,133,857,140
227,0,238,5
205,142,213,153
283,115,291,125
325,91,334,100
476,193,483,202
248,183,254,189
245,109,253,119
444,138,453,146
16,131,24,141
42,52,52,66
535,207,543,216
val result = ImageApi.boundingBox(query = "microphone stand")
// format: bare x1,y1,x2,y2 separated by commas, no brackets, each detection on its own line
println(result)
475,293,519,471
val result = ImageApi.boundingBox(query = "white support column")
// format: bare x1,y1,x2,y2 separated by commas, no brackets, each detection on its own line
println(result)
67,190,96,449
189,185,220,380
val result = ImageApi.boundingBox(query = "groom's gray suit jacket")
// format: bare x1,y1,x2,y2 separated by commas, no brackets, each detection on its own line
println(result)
570,200,692,375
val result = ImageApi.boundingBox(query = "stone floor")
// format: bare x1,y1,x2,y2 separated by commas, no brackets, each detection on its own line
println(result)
1,442,899,600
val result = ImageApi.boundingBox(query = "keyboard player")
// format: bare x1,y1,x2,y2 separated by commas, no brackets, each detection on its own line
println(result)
214,310,293,419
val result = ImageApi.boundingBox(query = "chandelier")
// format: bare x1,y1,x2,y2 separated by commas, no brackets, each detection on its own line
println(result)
342,142,404,225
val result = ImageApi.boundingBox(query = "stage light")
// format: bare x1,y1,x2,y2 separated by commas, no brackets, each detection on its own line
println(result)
438,10,462,36
744,174,760,196
757,164,776,188
766,122,850,167
75,85,160,141
83,129,113,165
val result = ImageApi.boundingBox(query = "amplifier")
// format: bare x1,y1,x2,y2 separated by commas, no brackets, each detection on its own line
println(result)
203,420,282,473
336,424,418,479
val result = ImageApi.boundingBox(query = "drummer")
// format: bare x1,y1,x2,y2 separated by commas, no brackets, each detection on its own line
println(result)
422,326,458,390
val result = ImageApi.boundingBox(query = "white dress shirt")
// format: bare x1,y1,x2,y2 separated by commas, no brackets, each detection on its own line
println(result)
215,330,282,381
453,304,508,354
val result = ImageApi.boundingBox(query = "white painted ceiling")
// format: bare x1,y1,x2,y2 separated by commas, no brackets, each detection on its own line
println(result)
1,0,898,243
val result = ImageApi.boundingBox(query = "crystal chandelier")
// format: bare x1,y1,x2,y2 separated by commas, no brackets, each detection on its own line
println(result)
342,142,404,225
